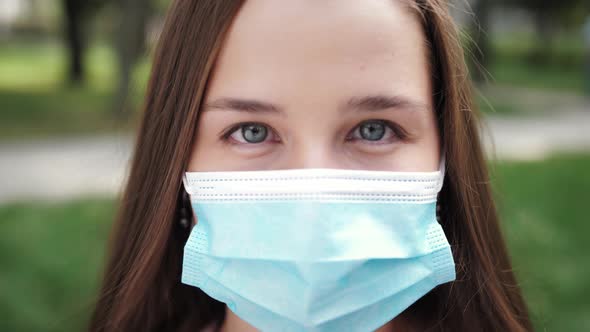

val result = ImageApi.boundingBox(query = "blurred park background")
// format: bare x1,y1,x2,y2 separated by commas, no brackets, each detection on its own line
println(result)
1,0,590,331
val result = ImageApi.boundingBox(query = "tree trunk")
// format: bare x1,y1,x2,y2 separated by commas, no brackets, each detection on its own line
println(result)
471,0,492,83
532,10,554,65
113,0,150,118
63,0,85,84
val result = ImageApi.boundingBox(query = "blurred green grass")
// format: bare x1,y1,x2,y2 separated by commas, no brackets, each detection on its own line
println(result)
0,197,114,332
487,33,586,93
0,154,589,331
488,57,585,94
0,41,148,140
493,154,590,331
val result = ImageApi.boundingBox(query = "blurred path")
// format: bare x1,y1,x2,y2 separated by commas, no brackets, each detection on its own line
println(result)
0,135,132,204
1,110,589,204
482,110,590,160
480,85,590,115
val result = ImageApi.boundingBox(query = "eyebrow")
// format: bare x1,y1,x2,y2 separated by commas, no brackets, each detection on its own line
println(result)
204,98,285,115
203,94,429,115
343,95,430,113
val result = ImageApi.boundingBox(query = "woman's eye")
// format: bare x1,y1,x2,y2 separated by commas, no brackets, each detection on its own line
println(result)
222,120,403,145
226,123,274,144
359,121,386,141
349,120,400,143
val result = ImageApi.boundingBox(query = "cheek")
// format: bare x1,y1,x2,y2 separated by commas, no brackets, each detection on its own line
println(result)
397,116,440,171
187,116,228,171
189,145,243,171
395,142,440,171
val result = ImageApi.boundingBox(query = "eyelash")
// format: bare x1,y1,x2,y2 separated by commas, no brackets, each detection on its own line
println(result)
220,120,408,145
347,120,408,143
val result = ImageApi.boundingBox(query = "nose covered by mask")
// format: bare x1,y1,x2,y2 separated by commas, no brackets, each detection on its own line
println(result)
181,161,455,332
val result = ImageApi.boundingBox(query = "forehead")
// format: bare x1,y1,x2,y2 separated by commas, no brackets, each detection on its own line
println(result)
206,0,430,106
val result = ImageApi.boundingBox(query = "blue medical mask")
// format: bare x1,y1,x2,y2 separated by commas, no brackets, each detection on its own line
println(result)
181,162,455,331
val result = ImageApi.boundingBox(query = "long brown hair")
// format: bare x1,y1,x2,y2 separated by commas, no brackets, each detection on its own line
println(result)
88,1,532,331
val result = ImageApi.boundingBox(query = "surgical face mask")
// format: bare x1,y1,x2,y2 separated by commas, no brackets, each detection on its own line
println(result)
181,162,455,332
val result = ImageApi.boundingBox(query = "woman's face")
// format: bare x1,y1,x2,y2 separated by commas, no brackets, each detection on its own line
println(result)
188,0,439,173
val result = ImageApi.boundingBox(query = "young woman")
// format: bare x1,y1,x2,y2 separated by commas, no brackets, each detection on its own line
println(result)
89,0,532,331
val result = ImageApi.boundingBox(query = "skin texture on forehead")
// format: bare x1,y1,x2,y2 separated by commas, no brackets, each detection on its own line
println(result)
189,0,439,174
212,0,428,90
